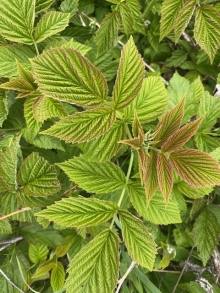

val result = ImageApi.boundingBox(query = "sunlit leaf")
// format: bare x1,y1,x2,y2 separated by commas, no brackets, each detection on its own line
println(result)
157,153,173,202
51,262,65,292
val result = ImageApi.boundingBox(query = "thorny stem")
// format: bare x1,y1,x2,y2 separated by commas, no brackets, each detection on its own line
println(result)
0,269,25,293
172,246,195,293
0,207,31,220
116,260,137,293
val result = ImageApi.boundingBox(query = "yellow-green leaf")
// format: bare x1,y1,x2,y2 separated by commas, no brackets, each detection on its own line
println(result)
51,262,65,292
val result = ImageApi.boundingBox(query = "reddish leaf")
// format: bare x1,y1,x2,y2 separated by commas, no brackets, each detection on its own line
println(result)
162,115,205,152
170,149,220,187
157,153,173,203
155,98,185,146
144,151,159,202
118,137,143,150
138,148,148,185
132,111,144,140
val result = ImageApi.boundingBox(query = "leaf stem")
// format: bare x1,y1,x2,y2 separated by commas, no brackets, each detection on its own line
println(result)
33,42,39,55
143,0,158,19
116,260,137,293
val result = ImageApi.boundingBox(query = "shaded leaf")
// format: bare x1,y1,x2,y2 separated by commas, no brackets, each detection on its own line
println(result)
0,219,12,234
0,89,8,127
60,0,79,18
28,244,49,264
51,262,65,292
36,0,55,14
126,0,145,35
119,2,134,35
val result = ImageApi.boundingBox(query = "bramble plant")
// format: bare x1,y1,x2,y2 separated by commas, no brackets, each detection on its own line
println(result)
1,1,220,293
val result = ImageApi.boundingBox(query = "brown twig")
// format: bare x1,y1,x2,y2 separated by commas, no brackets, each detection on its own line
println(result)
0,207,31,220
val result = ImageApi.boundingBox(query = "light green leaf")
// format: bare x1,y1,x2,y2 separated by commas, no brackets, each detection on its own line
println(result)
127,183,181,225
51,262,65,292
197,92,220,132
177,181,213,199
31,47,108,107
0,89,8,127
95,11,120,54
37,197,118,228
32,260,56,279
125,77,168,123
79,120,126,162
174,0,196,42
195,133,220,153
1,78,36,98
33,96,67,123
0,219,12,234
160,0,185,40
0,45,34,78
42,107,116,143
56,156,126,194
35,12,70,43
31,134,65,151
119,3,134,35
119,210,157,270
126,0,145,35
113,36,144,110
210,147,220,161
0,0,34,44
60,0,79,18
194,5,220,63
28,244,49,264
193,209,220,265
65,230,119,293
35,0,55,14
17,152,61,196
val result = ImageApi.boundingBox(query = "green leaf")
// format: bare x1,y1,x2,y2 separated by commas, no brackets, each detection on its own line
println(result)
35,0,55,14
0,219,12,234
37,197,118,228
157,153,173,202
1,78,36,98
0,89,8,127
195,133,220,153
177,181,213,199
35,12,70,43
41,107,116,143
79,120,126,162
161,115,204,152
144,150,159,202
56,156,126,194
174,0,196,42
119,3,134,35
179,282,206,293
119,210,157,270
0,0,34,44
193,209,220,265
32,260,56,279
125,77,168,123
170,149,220,188
160,0,185,40
0,45,34,78
60,0,79,18
31,134,65,151
197,92,220,132
17,152,61,196
33,96,67,123
165,50,188,67
113,36,144,110
31,47,108,107
51,262,65,292
28,244,49,264
65,230,119,293
95,11,120,54
126,0,145,35
155,98,185,146
194,5,220,63
127,183,181,224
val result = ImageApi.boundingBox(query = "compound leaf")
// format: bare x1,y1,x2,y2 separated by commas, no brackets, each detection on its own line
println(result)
56,156,126,194
31,47,108,107
37,197,118,228
170,149,220,188
65,230,119,293
17,152,61,196
113,36,144,110
42,107,116,143
119,210,157,270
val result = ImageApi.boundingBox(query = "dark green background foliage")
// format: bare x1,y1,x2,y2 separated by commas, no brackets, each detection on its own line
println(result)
0,0,220,293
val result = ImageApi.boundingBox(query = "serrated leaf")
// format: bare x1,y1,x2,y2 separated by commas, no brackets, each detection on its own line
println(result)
193,209,220,265
165,50,188,67
32,260,56,279
144,150,159,202
195,133,220,153
65,229,119,293
0,219,12,234
0,89,8,127
170,149,220,187
37,197,118,228
174,0,196,42
79,120,126,162
177,181,213,199
31,47,108,107
162,115,204,152
160,0,185,40
42,107,116,143
127,183,181,224
95,11,120,54
31,134,65,151
56,156,126,194
155,98,185,147
119,210,157,270
0,45,34,78
33,96,67,123
194,5,220,63
35,12,69,43
28,244,49,264
17,152,61,196
179,281,206,293
126,0,145,35
51,262,65,292
1,78,36,98
35,0,55,14
60,0,79,18
157,153,173,202
113,37,144,110
125,77,168,123
119,3,134,35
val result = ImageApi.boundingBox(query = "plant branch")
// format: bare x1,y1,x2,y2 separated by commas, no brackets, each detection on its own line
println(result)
0,208,31,220
0,269,25,293
116,260,137,293
0,236,23,245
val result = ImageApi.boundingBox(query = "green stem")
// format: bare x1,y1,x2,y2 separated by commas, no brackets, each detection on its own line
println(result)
33,42,39,55
143,0,158,19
